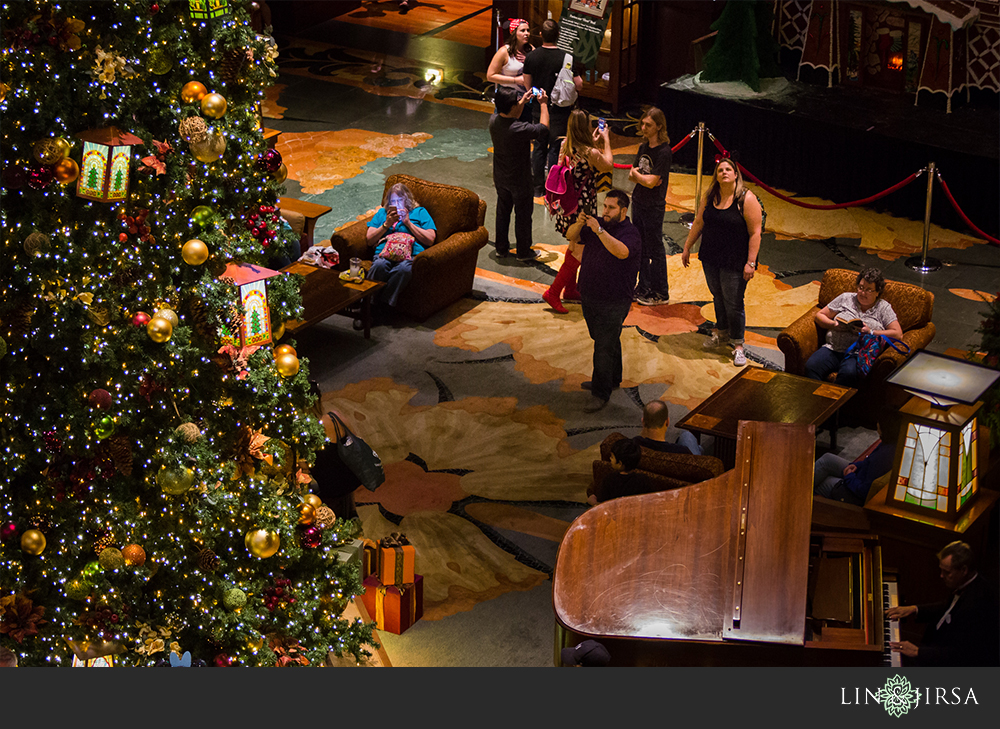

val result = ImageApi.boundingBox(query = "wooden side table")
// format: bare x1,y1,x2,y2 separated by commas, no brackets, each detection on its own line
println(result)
278,197,333,254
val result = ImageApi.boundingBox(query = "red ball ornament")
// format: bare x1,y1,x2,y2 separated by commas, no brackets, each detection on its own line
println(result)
1,522,17,540
132,312,151,327
88,388,113,410
215,653,232,667
151,3,160,13
27,164,54,190
300,525,322,549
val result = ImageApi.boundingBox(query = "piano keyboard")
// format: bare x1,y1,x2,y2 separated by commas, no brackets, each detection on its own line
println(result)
883,581,901,667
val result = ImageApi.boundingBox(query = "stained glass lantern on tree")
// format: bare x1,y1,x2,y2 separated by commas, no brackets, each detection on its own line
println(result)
75,127,143,203
219,263,281,348
189,0,229,21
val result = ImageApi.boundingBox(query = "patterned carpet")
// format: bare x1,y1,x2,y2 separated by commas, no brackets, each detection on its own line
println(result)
266,45,999,665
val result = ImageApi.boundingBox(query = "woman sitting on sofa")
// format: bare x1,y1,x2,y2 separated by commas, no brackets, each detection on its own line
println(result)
366,182,437,307
804,267,902,387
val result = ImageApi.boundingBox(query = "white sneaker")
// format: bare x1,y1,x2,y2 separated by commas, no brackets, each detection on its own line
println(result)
733,348,747,367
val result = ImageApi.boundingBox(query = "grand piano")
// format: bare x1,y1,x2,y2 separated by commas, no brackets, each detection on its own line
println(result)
553,421,898,667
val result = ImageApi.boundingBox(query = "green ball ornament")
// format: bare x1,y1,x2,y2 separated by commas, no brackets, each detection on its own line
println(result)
65,579,91,600
82,561,102,584
223,588,247,611
98,547,125,570
94,416,115,440
190,205,214,227
148,48,173,75
157,466,195,495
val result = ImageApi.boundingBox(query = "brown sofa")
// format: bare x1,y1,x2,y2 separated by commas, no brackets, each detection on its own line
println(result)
776,268,935,429
591,433,726,498
319,174,489,322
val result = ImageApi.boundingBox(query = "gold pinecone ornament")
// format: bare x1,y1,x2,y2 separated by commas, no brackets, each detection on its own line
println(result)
185,297,216,342
108,434,133,476
220,48,251,83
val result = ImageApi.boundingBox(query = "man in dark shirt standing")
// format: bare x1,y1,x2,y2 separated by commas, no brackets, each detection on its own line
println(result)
634,400,702,455
522,19,582,197
629,107,673,306
489,86,550,260
570,189,641,412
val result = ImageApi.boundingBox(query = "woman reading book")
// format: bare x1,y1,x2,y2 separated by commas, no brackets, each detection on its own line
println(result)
804,267,903,387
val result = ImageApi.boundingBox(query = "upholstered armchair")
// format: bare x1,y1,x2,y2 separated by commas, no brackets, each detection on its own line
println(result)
591,433,725,498
320,174,489,322
777,268,936,429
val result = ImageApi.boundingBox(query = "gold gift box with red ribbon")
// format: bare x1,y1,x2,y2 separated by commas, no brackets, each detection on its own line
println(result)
361,574,424,635
377,532,415,587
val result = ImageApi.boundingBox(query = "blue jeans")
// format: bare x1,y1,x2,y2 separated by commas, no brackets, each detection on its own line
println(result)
581,297,632,401
633,202,668,298
805,346,861,387
701,262,747,345
368,257,413,307
676,430,702,456
813,452,864,505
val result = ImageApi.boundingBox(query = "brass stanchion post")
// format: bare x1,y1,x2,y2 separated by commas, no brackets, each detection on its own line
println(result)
906,162,942,273
680,122,705,226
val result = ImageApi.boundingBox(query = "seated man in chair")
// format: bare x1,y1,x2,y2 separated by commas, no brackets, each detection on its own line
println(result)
635,399,702,456
366,182,437,308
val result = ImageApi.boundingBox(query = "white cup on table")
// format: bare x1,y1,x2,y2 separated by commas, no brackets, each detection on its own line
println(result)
349,257,362,278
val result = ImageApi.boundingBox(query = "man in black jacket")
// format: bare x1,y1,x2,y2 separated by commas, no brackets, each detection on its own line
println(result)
888,541,999,666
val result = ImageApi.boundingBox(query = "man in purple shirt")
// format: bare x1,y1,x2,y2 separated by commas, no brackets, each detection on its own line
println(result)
569,189,641,412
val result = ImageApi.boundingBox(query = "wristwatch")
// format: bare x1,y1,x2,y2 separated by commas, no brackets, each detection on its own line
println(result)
746,261,756,269
597,226,605,235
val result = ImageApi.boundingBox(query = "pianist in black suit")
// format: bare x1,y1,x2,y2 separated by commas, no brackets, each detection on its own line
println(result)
887,541,1000,667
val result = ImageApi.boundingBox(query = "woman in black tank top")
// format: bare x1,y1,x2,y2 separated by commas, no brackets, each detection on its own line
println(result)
681,158,763,367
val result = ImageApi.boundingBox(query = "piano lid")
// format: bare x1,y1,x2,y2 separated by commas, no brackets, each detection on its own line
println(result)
553,421,815,646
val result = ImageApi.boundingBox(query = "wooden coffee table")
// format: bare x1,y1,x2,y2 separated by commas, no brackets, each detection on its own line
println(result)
676,369,856,469
281,263,385,339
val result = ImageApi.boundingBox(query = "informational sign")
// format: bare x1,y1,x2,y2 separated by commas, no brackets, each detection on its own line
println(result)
557,0,613,68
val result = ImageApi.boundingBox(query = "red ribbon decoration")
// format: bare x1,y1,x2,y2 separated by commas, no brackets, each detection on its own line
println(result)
714,150,731,164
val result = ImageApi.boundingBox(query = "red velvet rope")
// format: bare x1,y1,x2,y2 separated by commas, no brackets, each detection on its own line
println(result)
612,130,694,169
709,136,920,210
937,173,1000,246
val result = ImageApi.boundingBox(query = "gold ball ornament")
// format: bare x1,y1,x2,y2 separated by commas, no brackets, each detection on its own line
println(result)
275,352,300,378
122,544,146,567
272,320,285,342
54,158,79,184
53,137,72,159
200,93,227,119
181,238,209,266
155,308,179,328
21,529,46,555
245,528,280,558
180,80,208,104
304,493,323,509
33,138,63,165
273,344,296,358
157,466,195,495
273,164,288,184
148,47,173,75
98,547,125,570
23,232,50,256
190,131,226,163
296,502,316,525
146,316,173,343
0,83,9,102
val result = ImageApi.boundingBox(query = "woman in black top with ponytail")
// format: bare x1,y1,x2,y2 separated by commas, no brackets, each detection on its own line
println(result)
681,156,763,367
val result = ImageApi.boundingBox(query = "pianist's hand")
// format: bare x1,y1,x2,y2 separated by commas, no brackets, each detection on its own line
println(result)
889,640,918,658
886,604,917,620
842,463,857,477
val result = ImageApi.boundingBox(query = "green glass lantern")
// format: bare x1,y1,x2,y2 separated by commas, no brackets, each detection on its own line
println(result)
189,0,229,21
75,127,143,203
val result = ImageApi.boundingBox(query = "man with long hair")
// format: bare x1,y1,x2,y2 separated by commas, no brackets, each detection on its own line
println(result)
629,107,672,306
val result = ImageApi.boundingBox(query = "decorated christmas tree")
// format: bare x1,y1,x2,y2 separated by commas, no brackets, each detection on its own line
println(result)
0,0,374,666
701,0,782,91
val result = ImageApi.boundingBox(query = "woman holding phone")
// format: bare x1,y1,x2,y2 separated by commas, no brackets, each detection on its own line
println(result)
365,182,437,308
